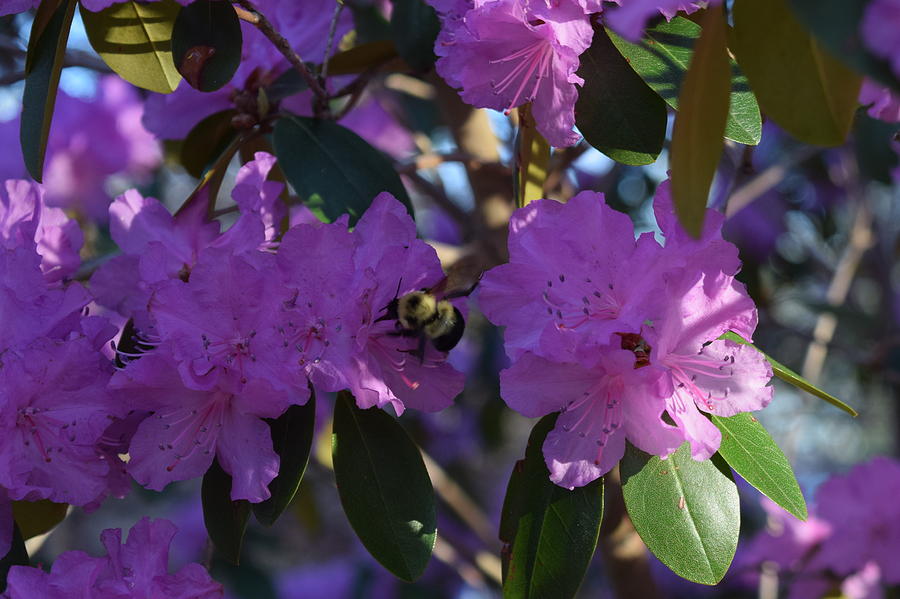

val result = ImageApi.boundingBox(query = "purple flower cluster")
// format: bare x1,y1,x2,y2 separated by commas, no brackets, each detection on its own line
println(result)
88,154,464,502
739,457,900,599
0,180,125,557
429,0,719,147
2,517,222,598
478,181,772,488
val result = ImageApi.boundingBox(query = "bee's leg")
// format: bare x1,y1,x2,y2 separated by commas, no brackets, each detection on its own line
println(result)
416,336,427,365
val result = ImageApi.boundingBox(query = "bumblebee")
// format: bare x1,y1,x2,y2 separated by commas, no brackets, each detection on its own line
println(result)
379,277,476,358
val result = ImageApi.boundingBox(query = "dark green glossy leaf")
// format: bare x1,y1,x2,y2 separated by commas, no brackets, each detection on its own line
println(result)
500,415,604,599
253,390,316,526
202,458,250,565
171,0,242,92
789,0,900,93
11,500,68,540
349,2,393,44
82,0,182,94
620,443,739,585
25,0,65,73
332,391,436,582
390,0,440,72
20,0,76,182
669,5,731,238
711,413,807,520
0,525,28,593
575,26,667,165
273,114,412,224
721,331,857,417
608,16,762,145
730,0,861,147
267,68,309,102
180,109,238,178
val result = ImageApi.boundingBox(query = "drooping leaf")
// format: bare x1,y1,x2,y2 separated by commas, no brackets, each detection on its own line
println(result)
20,0,76,182
0,525,28,593
575,26,667,165
201,458,250,565
500,415,604,599
25,0,65,73
608,16,762,145
331,391,436,582
253,389,316,526
272,115,412,224
171,0,242,92
514,104,551,208
711,413,807,520
730,0,862,147
620,443,740,585
390,0,440,72
180,109,238,178
789,0,900,93
81,0,182,94
669,5,731,239
11,500,68,540
721,331,857,417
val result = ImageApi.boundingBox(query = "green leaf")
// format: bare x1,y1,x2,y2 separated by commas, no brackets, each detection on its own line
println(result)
620,443,739,585
349,2,393,44
575,26,667,165
0,525,28,593
11,500,68,540
670,5,731,239
514,104,551,208
608,17,762,146
272,114,412,225
180,109,238,178
82,0,182,94
25,0,65,73
730,0,862,147
720,331,857,416
171,0,242,92
789,0,900,94
854,110,900,184
711,413,807,520
253,389,316,526
20,0,76,182
331,391,436,582
500,415,604,599
202,458,250,565
390,0,440,72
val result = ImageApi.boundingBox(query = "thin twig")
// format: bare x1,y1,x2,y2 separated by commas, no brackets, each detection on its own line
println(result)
319,0,344,83
232,0,330,116
725,146,820,218
0,49,111,86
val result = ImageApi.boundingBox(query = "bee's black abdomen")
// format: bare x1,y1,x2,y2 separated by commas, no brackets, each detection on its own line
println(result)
431,307,465,352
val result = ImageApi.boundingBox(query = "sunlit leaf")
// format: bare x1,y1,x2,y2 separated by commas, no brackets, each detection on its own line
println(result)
712,413,807,520
82,0,182,94
608,16,762,145
721,331,857,417
621,443,739,585
514,104,551,208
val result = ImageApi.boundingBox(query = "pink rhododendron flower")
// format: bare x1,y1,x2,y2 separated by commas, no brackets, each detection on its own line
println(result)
0,0,37,16
861,0,900,78
859,79,900,123
813,457,900,583
344,193,466,414
110,349,285,502
479,181,771,487
604,0,720,41
0,179,83,282
231,152,286,242
433,0,593,147
3,517,222,599
0,490,10,558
